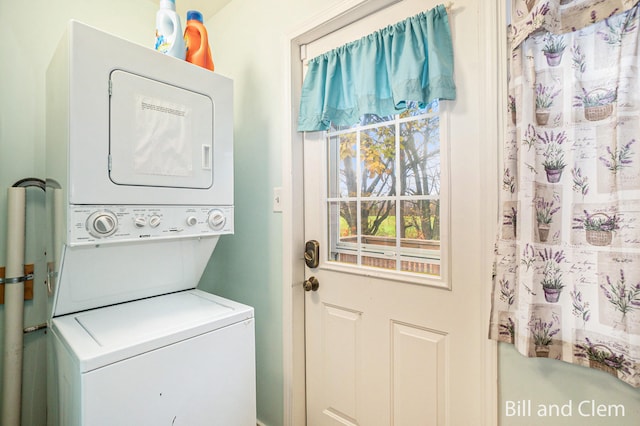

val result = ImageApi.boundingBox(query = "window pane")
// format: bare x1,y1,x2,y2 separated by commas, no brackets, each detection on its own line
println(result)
362,200,396,239
400,200,440,276
328,201,357,265
399,99,438,118
400,117,440,196
401,200,439,241
361,125,395,198
328,134,357,198
361,200,397,272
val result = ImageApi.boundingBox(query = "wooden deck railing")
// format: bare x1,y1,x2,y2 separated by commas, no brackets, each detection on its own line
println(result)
335,236,440,275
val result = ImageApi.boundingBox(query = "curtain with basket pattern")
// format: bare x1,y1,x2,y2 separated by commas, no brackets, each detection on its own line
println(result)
489,0,640,387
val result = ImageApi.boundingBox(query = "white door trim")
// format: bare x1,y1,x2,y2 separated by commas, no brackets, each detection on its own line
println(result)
281,1,504,424
476,0,506,423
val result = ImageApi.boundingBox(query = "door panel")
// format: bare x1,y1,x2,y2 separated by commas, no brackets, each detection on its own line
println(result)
320,304,361,423
391,322,447,424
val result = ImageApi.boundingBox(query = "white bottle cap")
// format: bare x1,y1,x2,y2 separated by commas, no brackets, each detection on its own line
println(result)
160,0,176,11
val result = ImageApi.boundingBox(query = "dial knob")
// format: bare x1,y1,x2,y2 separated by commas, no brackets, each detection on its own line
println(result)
134,216,147,228
207,209,226,231
149,215,161,228
87,211,118,238
186,216,198,226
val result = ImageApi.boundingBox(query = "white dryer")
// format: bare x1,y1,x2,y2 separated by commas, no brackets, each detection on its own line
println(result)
45,21,255,426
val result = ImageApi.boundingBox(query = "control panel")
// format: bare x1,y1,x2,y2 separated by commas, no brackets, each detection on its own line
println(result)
69,205,234,245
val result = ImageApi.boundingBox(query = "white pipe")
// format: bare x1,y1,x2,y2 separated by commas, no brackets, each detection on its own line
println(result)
2,187,26,426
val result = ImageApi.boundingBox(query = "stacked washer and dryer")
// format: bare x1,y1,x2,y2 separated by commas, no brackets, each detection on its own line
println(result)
45,21,255,425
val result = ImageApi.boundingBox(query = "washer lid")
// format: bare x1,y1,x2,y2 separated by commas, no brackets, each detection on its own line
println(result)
51,289,254,372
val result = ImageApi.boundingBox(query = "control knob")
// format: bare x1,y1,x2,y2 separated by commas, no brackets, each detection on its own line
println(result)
86,211,118,238
134,216,147,228
186,216,198,226
149,215,162,228
207,209,226,231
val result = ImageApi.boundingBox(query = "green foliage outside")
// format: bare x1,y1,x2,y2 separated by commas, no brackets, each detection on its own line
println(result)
339,214,439,239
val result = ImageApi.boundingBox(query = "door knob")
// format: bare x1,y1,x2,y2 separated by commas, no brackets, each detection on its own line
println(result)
303,276,320,292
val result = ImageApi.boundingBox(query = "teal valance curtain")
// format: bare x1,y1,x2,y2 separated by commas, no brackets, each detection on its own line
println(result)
297,4,456,131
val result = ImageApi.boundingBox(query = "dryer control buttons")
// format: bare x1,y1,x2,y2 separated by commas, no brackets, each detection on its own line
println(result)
207,209,226,231
86,211,118,238
70,206,232,245
149,215,162,228
134,216,147,228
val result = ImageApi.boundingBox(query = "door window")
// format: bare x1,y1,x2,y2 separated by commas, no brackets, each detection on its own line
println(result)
326,99,447,279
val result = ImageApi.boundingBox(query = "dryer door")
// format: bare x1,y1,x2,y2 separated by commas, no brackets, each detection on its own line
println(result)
109,70,214,189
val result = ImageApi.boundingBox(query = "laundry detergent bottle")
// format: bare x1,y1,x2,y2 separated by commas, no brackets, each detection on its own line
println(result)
154,0,186,59
184,10,214,71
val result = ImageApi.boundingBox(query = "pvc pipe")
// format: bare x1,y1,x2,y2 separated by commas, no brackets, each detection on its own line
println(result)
2,187,26,426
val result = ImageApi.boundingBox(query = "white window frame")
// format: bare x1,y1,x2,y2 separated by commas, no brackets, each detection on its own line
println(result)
320,104,451,289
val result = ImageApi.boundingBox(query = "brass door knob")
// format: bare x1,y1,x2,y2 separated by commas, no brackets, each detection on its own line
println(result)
303,276,319,292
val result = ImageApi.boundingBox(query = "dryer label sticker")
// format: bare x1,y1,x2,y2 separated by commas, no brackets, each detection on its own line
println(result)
135,95,193,177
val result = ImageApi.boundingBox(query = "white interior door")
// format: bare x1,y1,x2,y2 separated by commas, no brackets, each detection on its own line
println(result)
301,1,499,424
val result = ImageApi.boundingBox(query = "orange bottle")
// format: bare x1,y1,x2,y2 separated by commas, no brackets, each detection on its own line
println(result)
184,10,214,71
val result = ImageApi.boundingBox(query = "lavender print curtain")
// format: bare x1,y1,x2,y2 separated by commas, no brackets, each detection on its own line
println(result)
489,0,640,387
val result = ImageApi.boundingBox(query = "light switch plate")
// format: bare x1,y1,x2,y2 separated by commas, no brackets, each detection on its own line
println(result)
273,187,283,212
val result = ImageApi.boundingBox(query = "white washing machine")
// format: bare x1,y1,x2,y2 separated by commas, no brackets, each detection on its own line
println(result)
45,21,255,426
50,290,255,425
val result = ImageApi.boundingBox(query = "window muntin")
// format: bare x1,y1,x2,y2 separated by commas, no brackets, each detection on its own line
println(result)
327,101,443,277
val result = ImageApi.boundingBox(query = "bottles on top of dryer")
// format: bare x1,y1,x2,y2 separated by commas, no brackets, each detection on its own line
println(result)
154,0,186,59
184,10,214,71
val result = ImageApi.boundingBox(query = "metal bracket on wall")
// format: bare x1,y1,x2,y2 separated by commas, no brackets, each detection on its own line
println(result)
0,264,34,303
